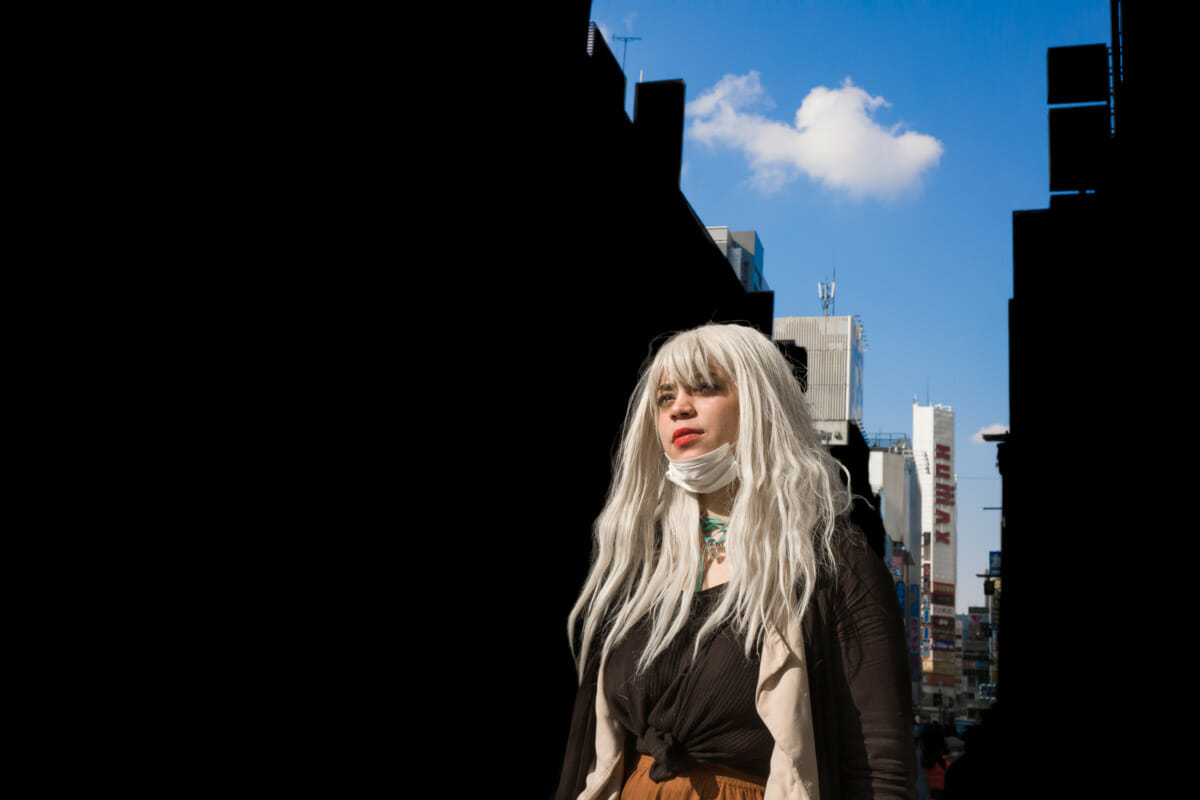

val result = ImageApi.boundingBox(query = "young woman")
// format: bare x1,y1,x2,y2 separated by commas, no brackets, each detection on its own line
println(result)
556,323,917,800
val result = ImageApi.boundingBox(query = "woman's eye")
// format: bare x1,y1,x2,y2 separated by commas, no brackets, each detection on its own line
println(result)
657,394,674,407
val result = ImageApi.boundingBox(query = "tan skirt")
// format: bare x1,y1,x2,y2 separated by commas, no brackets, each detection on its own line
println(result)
620,755,766,800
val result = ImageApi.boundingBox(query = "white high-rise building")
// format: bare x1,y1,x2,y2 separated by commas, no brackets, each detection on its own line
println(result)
773,316,865,446
913,402,957,703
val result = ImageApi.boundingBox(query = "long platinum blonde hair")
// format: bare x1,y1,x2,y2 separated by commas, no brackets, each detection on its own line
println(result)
568,323,851,679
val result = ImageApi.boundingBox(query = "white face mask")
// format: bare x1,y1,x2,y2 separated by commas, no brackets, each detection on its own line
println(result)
665,442,738,494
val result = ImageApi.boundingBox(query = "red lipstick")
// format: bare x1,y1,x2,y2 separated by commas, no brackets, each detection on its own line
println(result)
673,428,701,445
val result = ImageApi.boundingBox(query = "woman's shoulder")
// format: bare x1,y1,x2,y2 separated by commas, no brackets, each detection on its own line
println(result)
826,515,897,597
829,515,872,559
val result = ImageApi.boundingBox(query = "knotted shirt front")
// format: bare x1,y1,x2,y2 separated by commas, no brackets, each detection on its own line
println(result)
602,585,774,782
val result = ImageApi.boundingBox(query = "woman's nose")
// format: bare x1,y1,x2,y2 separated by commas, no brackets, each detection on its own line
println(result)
668,391,695,419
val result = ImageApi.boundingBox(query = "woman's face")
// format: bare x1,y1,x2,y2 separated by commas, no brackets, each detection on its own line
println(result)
655,366,739,461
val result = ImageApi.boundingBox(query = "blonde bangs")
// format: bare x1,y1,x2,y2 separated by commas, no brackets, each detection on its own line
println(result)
648,331,737,403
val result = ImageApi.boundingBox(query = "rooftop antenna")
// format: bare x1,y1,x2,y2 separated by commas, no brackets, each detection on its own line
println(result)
613,35,641,74
818,267,836,316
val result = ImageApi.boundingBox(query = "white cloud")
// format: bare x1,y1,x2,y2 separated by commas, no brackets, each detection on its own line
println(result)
686,72,943,199
971,423,1009,444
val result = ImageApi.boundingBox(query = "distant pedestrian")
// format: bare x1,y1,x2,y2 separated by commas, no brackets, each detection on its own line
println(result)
944,705,1001,800
919,722,951,799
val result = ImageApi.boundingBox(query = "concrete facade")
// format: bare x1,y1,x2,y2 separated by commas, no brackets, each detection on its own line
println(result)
913,402,957,700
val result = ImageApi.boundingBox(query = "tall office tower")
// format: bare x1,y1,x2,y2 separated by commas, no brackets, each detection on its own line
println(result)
706,227,769,292
773,316,864,446
912,402,957,713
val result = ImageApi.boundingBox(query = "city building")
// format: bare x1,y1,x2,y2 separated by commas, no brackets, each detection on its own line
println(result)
774,315,887,558
455,16,782,790
706,227,769,292
869,439,923,700
1001,8,1163,784
773,316,864,446
983,550,1000,688
913,402,957,716
960,607,994,721
869,440,922,557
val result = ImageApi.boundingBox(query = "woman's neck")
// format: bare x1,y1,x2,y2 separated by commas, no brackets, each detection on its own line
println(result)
699,484,736,519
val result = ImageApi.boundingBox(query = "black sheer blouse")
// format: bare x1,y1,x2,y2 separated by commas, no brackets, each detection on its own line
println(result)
600,584,773,783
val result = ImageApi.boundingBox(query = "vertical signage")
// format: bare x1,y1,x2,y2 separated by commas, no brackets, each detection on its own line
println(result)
934,443,954,546
917,406,958,693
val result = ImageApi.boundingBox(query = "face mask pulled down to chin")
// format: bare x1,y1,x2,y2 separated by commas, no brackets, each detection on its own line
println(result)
665,442,738,494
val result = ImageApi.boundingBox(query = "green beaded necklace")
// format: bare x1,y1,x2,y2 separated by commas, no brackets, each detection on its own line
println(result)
696,515,729,592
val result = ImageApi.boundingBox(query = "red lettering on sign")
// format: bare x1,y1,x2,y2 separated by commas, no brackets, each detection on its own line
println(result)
936,444,951,460
935,510,950,524
936,464,951,479
936,531,951,544
936,484,955,506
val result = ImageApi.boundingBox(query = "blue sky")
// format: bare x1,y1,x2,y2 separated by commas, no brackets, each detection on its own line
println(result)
590,0,1113,612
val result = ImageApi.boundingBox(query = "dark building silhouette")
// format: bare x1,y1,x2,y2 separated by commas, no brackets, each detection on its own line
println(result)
410,7,777,795
999,1,1175,793
262,4,781,788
